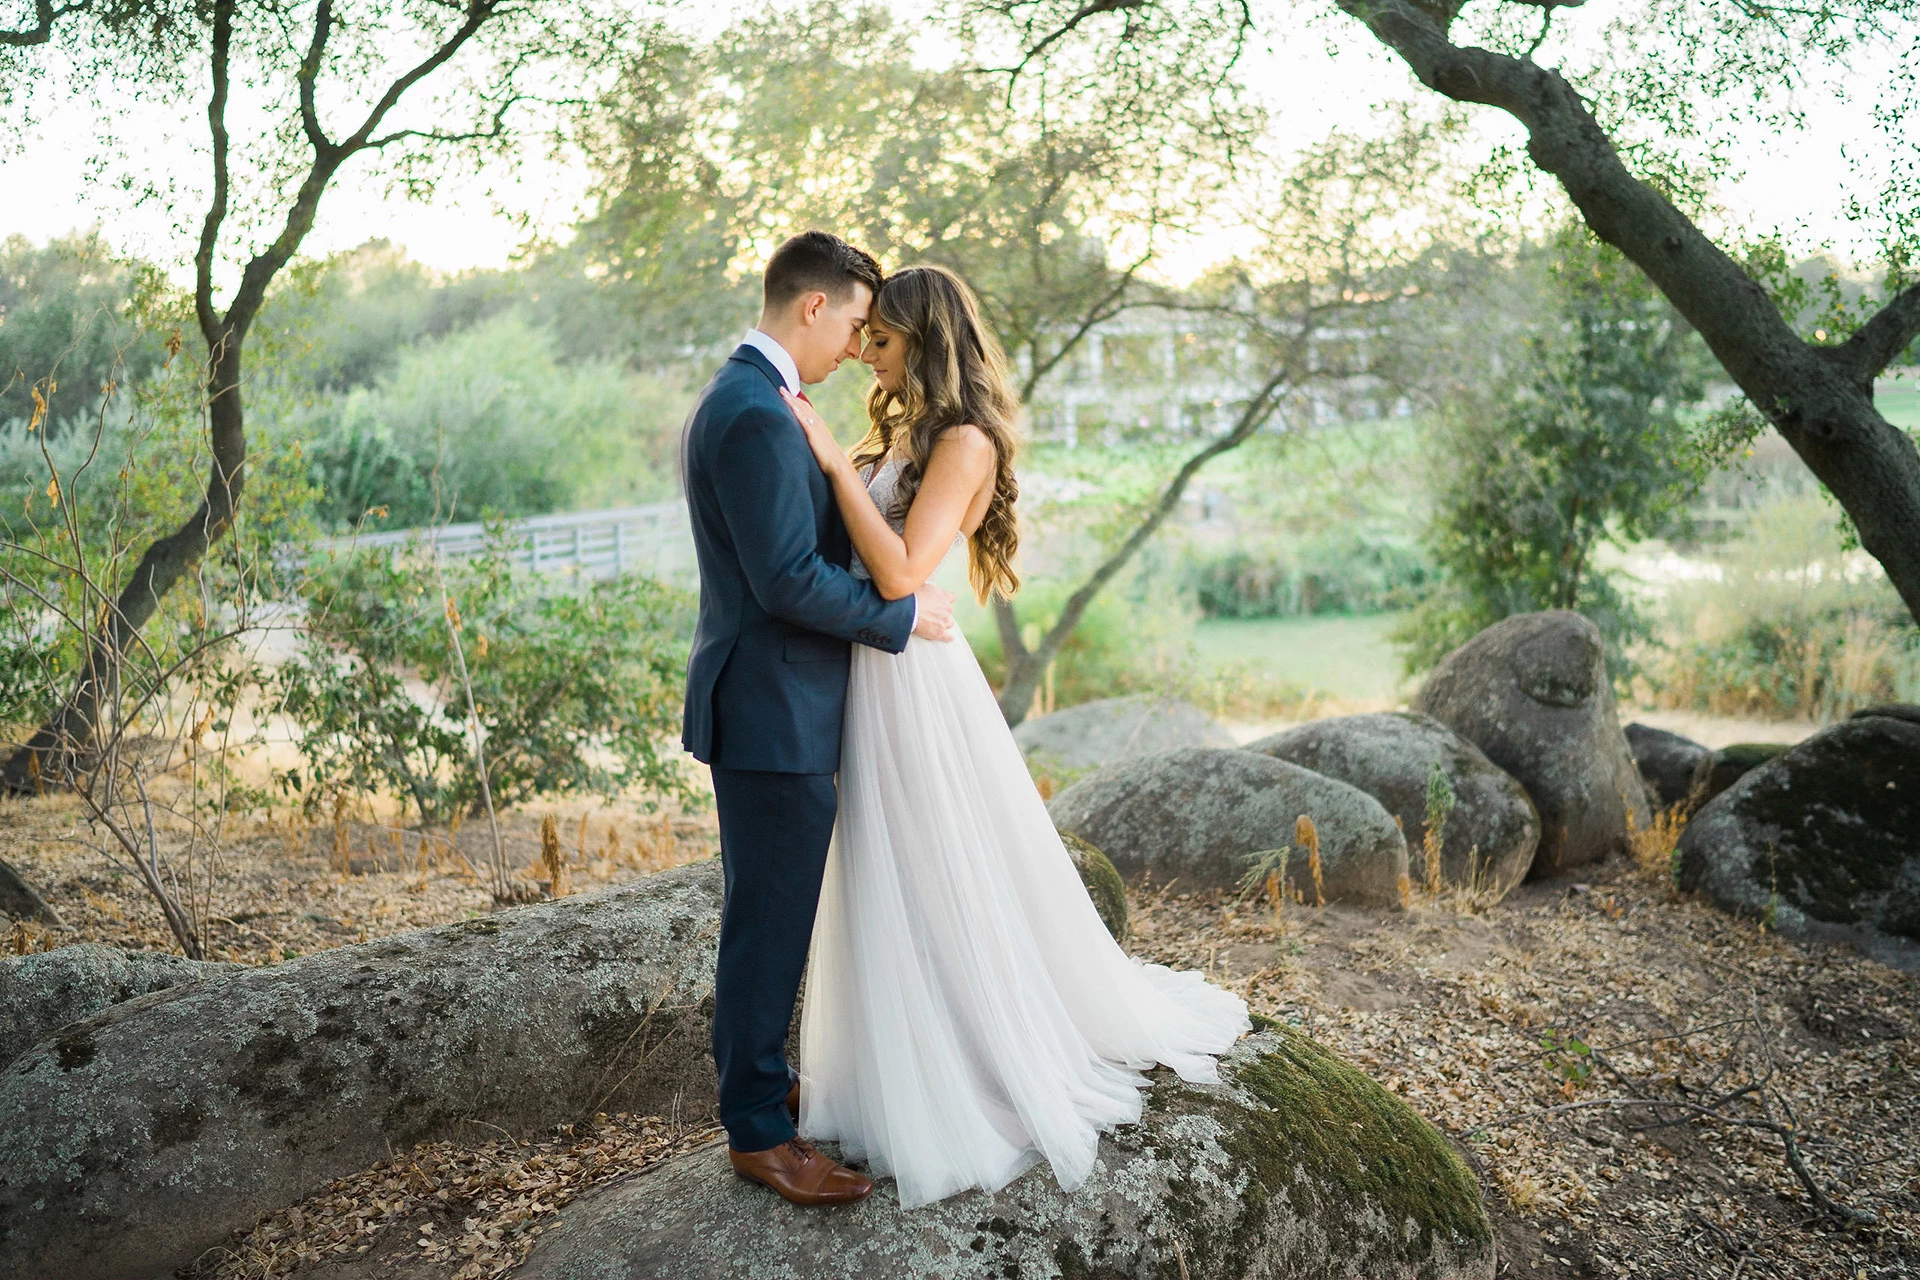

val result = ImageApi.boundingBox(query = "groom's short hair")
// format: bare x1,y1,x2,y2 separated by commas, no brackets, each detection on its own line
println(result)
763,230,882,310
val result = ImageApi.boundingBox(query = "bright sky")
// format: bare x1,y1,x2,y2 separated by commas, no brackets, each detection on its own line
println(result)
0,2,1899,283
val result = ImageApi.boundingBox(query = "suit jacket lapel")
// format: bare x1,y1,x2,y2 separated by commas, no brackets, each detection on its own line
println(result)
729,345,786,393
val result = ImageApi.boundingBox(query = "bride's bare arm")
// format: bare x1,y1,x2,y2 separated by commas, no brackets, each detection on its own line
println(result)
784,392,992,601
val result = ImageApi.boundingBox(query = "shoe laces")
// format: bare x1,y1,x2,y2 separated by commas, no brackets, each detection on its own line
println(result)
783,1136,821,1163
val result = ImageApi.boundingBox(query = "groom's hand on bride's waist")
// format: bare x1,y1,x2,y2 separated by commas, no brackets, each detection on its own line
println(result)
912,584,956,642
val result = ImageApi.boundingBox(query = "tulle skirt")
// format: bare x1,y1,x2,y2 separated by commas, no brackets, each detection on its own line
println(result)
798,627,1252,1210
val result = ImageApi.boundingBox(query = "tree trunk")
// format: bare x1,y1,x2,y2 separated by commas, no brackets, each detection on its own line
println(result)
0,329,247,795
1340,0,1920,623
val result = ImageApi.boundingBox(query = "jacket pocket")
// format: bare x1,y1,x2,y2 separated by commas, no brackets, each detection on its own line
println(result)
782,636,844,663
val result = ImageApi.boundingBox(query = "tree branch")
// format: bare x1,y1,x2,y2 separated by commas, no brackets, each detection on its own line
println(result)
1017,251,1153,402
1013,0,1147,70
1337,0,1920,625
1838,280,1920,383
297,0,336,158
1336,0,1806,410
998,360,1292,722
194,0,234,350
364,93,521,150
337,0,501,155
0,0,85,46
223,0,501,338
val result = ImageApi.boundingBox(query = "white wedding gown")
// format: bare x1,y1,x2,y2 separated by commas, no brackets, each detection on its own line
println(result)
797,457,1252,1210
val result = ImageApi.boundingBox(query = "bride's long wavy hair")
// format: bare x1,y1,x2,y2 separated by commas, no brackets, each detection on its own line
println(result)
848,264,1021,604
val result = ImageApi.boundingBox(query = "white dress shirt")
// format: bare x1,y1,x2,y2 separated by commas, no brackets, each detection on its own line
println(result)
741,328,920,631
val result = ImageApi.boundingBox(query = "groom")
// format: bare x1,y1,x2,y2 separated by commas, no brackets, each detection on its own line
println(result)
680,230,956,1206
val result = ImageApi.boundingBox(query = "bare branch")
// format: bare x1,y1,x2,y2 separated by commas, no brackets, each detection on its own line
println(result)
1016,251,1154,402
1016,0,1147,69
337,0,501,155
364,94,522,150
223,0,504,336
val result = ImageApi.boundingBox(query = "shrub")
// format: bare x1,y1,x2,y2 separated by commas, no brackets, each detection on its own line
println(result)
1644,607,1920,720
272,528,699,824
1636,494,1920,720
1181,528,1430,619
298,311,691,531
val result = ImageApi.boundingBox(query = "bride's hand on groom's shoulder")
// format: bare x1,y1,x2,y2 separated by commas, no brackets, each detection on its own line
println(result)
780,389,842,474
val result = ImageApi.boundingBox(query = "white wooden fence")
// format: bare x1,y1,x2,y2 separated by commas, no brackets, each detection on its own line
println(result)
322,502,697,586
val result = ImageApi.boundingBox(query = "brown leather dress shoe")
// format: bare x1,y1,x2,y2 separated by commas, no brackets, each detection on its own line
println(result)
729,1137,874,1206
785,1079,800,1123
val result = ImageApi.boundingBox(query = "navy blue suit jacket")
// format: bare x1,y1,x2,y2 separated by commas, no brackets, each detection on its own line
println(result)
679,345,915,774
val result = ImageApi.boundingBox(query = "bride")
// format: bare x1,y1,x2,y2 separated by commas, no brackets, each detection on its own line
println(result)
780,263,1251,1210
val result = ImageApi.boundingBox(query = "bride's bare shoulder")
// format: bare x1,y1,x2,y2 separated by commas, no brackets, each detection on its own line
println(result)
933,423,994,464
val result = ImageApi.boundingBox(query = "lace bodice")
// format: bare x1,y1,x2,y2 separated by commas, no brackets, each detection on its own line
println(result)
849,455,962,581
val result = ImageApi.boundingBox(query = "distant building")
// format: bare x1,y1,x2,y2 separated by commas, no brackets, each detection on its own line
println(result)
1015,307,1404,445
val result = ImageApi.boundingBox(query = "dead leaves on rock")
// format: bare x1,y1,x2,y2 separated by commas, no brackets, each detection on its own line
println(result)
190,1113,722,1280
1127,868,1920,1278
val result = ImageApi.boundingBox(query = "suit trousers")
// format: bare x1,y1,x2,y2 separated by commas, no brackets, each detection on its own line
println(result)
709,765,838,1152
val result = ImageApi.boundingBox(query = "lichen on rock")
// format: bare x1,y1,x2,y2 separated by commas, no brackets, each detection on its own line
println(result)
0,858,727,1280
1678,713,1920,972
0,944,243,1071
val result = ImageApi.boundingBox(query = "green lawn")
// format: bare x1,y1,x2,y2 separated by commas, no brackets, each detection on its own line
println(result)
1193,613,1412,703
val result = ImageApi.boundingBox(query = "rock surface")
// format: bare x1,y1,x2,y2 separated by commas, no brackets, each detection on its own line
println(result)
1411,611,1649,878
1678,712,1920,973
1246,713,1538,901
1062,831,1129,942
1705,742,1792,802
0,943,243,1071
0,858,726,1280
519,1021,1494,1280
1049,749,1408,906
1851,702,1920,726
1014,695,1234,776
1624,723,1713,812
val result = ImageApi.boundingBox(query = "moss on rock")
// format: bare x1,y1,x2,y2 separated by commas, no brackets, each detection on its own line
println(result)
1060,831,1129,943
518,1028,1493,1280
1159,1026,1491,1279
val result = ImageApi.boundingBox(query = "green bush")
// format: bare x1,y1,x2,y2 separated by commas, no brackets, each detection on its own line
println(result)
1181,528,1430,619
299,311,691,530
1395,230,1714,680
272,529,699,823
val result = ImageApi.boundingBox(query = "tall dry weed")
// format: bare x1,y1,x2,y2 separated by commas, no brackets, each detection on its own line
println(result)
539,814,572,898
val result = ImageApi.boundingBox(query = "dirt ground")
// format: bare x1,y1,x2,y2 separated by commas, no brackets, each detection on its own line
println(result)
4,788,1915,1280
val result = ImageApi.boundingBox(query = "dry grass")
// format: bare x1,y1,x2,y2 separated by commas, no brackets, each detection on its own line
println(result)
1,787,715,965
